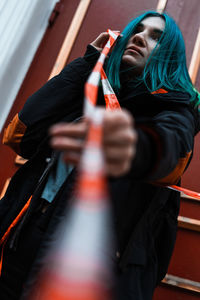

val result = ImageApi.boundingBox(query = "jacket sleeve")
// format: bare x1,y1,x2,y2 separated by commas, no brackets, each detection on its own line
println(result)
3,45,100,159
130,91,199,185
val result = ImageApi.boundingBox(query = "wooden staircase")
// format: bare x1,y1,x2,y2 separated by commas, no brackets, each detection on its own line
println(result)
153,137,200,300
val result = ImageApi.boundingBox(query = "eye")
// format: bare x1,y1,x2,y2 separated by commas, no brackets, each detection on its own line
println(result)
151,34,160,42
151,31,163,42
134,24,143,34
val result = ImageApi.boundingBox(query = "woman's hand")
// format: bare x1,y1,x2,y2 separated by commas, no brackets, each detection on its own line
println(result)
103,109,137,176
49,109,137,177
90,31,121,52
50,119,89,166
90,32,110,52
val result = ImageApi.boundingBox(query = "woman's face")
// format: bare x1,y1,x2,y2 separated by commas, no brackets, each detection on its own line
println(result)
122,16,165,75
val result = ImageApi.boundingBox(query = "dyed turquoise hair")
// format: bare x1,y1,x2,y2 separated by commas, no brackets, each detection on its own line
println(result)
106,11,200,106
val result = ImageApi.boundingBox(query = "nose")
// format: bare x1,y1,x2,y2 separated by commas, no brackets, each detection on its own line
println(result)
131,32,146,48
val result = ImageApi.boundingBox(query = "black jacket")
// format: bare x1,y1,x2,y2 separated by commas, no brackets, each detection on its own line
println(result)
1,45,200,298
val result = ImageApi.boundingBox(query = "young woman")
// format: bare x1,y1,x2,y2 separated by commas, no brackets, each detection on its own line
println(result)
1,11,200,300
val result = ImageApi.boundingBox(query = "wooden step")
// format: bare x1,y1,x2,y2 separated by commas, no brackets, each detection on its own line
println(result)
178,216,200,232
162,274,200,294
181,191,200,202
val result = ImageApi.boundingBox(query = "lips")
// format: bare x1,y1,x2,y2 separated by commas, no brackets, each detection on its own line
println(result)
126,46,144,57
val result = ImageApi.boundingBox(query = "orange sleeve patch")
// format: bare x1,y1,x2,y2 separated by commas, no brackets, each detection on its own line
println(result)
153,151,192,186
2,114,27,155
151,89,168,94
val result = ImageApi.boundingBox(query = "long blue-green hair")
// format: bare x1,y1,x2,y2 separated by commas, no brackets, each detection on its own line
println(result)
106,10,200,106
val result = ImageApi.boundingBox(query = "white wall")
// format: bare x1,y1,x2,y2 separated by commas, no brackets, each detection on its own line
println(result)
0,0,58,132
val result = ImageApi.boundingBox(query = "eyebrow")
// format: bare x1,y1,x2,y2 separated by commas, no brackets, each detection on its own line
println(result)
153,28,163,35
137,23,164,35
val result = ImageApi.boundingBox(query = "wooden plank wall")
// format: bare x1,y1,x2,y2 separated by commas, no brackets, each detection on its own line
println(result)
0,0,80,192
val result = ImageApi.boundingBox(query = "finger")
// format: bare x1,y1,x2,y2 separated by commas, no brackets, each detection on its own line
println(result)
98,32,109,41
90,32,110,50
49,121,88,138
104,128,136,146
50,136,84,152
